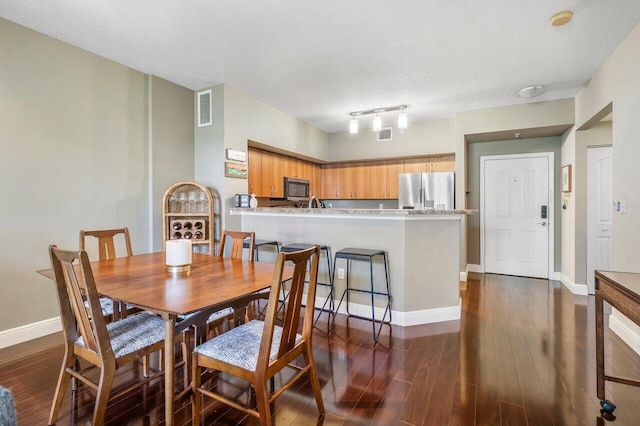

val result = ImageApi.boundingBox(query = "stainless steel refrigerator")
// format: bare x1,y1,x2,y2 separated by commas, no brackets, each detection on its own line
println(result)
398,172,455,209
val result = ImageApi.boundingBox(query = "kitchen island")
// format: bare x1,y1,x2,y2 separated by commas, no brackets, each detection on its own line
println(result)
231,207,476,326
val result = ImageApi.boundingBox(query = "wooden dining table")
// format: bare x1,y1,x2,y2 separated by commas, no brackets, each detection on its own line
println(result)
39,251,289,426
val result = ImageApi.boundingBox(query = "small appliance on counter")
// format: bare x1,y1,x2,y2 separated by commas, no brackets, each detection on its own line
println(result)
234,193,251,208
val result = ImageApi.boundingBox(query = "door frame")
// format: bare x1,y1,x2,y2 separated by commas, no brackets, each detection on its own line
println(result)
480,152,555,278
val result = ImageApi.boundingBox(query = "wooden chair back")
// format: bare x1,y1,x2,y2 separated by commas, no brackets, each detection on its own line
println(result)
217,230,255,261
191,245,324,424
49,245,112,360
260,245,320,369
80,228,133,261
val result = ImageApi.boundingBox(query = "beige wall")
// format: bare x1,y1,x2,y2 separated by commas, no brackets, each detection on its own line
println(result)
567,22,640,339
327,118,456,161
194,85,329,234
0,18,194,334
151,76,195,252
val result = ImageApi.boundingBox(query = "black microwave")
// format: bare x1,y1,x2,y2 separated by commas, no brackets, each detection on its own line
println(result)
284,177,310,201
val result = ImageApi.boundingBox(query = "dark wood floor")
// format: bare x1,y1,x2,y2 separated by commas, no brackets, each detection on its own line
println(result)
2,273,639,425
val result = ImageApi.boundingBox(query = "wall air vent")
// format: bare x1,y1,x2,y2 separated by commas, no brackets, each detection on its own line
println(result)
377,127,392,141
197,90,212,127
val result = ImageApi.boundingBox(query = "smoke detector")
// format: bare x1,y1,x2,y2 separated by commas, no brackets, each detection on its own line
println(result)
518,85,545,99
551,10,573,27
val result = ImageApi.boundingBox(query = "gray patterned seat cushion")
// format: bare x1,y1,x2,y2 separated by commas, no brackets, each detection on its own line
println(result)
84,297,115,316
84,297,136,317
76,313,165,359
178,307,233,323
0,386,17,426
194,319,302,372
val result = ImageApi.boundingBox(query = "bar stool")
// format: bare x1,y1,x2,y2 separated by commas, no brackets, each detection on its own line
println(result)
333,247,391,341
243,239,280,261
279,243,334,328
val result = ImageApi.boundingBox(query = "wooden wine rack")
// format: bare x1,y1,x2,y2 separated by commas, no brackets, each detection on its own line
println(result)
162,181,215,255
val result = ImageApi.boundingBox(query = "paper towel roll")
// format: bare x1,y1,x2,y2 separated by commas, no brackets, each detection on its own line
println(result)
166,239,192,266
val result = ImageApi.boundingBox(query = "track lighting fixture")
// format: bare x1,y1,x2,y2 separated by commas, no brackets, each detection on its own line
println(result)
348,105,408,134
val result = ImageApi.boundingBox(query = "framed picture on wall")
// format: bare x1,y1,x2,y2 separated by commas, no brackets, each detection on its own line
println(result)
225,162,248,179
562,165,572,192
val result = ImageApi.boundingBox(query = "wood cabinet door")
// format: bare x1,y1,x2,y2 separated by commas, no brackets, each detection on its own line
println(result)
283,156,302,179
339,165,354,198
386,161,404,199
322,165,340,199
404,158,428,174
261,151,284,197
370,161,388,199
353,162,371,199
430,155,455,172
248,148,262,196
310,164,322,197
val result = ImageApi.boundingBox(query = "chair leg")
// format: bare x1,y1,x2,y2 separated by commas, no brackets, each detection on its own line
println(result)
192,356,202,426
254,380,273,426
143,354,150,377
92,360,116,426
48,350,74,425
181,339,190,390
304,345,325,415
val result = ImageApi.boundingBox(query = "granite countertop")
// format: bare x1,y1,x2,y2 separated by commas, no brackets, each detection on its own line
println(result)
231,207,477,216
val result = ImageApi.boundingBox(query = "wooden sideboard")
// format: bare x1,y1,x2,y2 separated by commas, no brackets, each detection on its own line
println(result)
594,270,640,413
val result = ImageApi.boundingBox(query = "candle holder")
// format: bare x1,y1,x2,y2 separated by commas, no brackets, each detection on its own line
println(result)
165,240,192,273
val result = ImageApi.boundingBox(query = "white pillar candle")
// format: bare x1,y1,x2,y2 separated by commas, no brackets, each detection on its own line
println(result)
165,239,192,266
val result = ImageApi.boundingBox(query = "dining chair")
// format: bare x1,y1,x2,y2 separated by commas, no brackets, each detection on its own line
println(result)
192,245,325,426
212,230,257,330
80,227,135,320
217,230,255,261
48,245,174,426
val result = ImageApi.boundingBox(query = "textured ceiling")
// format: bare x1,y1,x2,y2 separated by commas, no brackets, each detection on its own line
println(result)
1,0,639,133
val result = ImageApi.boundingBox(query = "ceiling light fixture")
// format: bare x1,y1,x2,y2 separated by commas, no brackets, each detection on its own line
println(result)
349,105,407,134
518,85,545,99
372,114,382,132
550,10,573,27
397,107,408,130
349,117,358,134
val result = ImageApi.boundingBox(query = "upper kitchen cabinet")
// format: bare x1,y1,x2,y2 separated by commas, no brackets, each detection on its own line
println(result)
371,160,404,199
404,155,455,173
429,155,455,172
260,150,284,197
346,163,371,199
248,147,320,198
310,163,322,197
248,148,262,195
283,156,306,180
322,165,340,199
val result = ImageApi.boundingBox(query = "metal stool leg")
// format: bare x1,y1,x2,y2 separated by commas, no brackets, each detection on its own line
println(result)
314,247,334,331
369,257,377,340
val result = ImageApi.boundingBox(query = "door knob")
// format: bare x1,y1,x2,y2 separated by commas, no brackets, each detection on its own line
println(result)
537,222,547,226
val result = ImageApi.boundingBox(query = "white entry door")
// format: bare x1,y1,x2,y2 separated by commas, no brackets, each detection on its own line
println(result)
482,153,553,279
587,146,612,294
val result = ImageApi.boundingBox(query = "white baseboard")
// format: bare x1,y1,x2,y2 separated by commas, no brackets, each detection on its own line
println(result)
609,313,640,356
466,264,485,273
553,272,589,296
0,316,62,349
329,297,461,327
